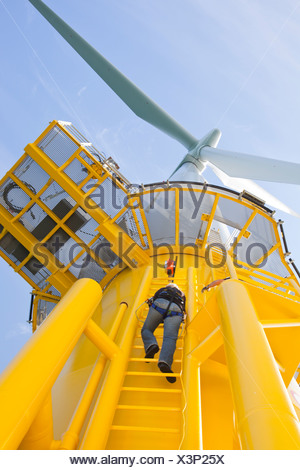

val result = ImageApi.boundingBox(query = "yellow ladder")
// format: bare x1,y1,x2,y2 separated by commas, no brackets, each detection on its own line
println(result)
105,278,186,450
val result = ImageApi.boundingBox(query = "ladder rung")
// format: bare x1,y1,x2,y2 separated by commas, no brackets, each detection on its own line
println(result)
111,425,180,434
116,404,181,412
126,371,180,377
128,357,181,363
121,386,181,394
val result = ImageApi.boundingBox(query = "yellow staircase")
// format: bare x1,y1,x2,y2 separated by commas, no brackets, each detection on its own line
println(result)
106,278,187,450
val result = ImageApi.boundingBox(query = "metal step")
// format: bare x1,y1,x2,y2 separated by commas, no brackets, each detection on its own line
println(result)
116,404,181,412
121,386,181,394
126,371,180,378
128,357,181,363
111,424,180,434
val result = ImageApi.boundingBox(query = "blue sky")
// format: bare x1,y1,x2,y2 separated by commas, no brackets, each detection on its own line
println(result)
0,0,300,372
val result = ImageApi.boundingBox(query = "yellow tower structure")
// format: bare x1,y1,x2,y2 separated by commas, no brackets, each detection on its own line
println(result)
0,121,300,449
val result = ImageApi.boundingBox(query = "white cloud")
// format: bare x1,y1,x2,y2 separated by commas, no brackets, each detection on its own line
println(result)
5,322,31,340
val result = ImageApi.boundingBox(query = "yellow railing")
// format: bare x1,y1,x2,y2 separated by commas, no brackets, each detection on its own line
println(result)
59,301,128,450
217,279,300,449
0,278,103,449
207,246,300,301
0,265,154,450
184,251,300,449
79,265,153,449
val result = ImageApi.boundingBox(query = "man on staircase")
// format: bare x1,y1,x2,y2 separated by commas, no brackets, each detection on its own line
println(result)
141,283,186,383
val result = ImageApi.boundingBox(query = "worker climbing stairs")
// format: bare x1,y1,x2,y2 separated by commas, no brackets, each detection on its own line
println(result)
106,278,187,450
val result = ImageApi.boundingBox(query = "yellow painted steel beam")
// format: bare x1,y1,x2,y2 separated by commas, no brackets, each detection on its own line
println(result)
200,194,220,248
189,326,223,365
84,319,120,360
208,249,217,282
0,204,75,295
134,194,153,250
33,120,58,146
181,267,202,450
60,302,128,450
225,252,238,280
0,245,37,289
289,279,300,296
236,269,290,289
236,273,298,301
31,290,60,301
235,258,291,280
80,265,153,450
99,262,125,290
9,174,52,224
9,174,99,274
248,242,281,272
0,279,102,450
217,279,300,449
229,209,258,254
9,171,112,275
175,188,180,247
55,121,129,191
261,319,300,329
25,143,149,268
131,206,146,248
18,393,54,450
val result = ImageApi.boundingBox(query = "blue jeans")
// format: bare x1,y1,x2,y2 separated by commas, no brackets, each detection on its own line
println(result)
141,299,182,367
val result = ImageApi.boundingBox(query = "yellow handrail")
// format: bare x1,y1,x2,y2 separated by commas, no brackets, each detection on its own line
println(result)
80,265,153,449
217,279,300,449
0,278,102,450
60,302,128,450
181,267,201,449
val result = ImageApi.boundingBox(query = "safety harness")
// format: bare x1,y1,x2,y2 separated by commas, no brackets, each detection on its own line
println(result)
150,286,185,321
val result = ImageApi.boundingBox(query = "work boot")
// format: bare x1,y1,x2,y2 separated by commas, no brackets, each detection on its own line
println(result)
158,361,176,383
145,344,159,359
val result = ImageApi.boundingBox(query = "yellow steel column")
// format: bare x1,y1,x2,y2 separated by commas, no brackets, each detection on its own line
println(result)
181,267,201,449
225,252,238,280
18,393,54,450
60,302,128,450
0,278,102,450
217,279,300,449
80,266,153,449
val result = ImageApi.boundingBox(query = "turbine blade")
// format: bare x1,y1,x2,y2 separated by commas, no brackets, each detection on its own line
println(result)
209,164,300,218
201,146,300,185
28,0,197,150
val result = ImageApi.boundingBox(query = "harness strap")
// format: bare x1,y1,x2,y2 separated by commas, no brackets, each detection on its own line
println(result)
152,302,183,320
